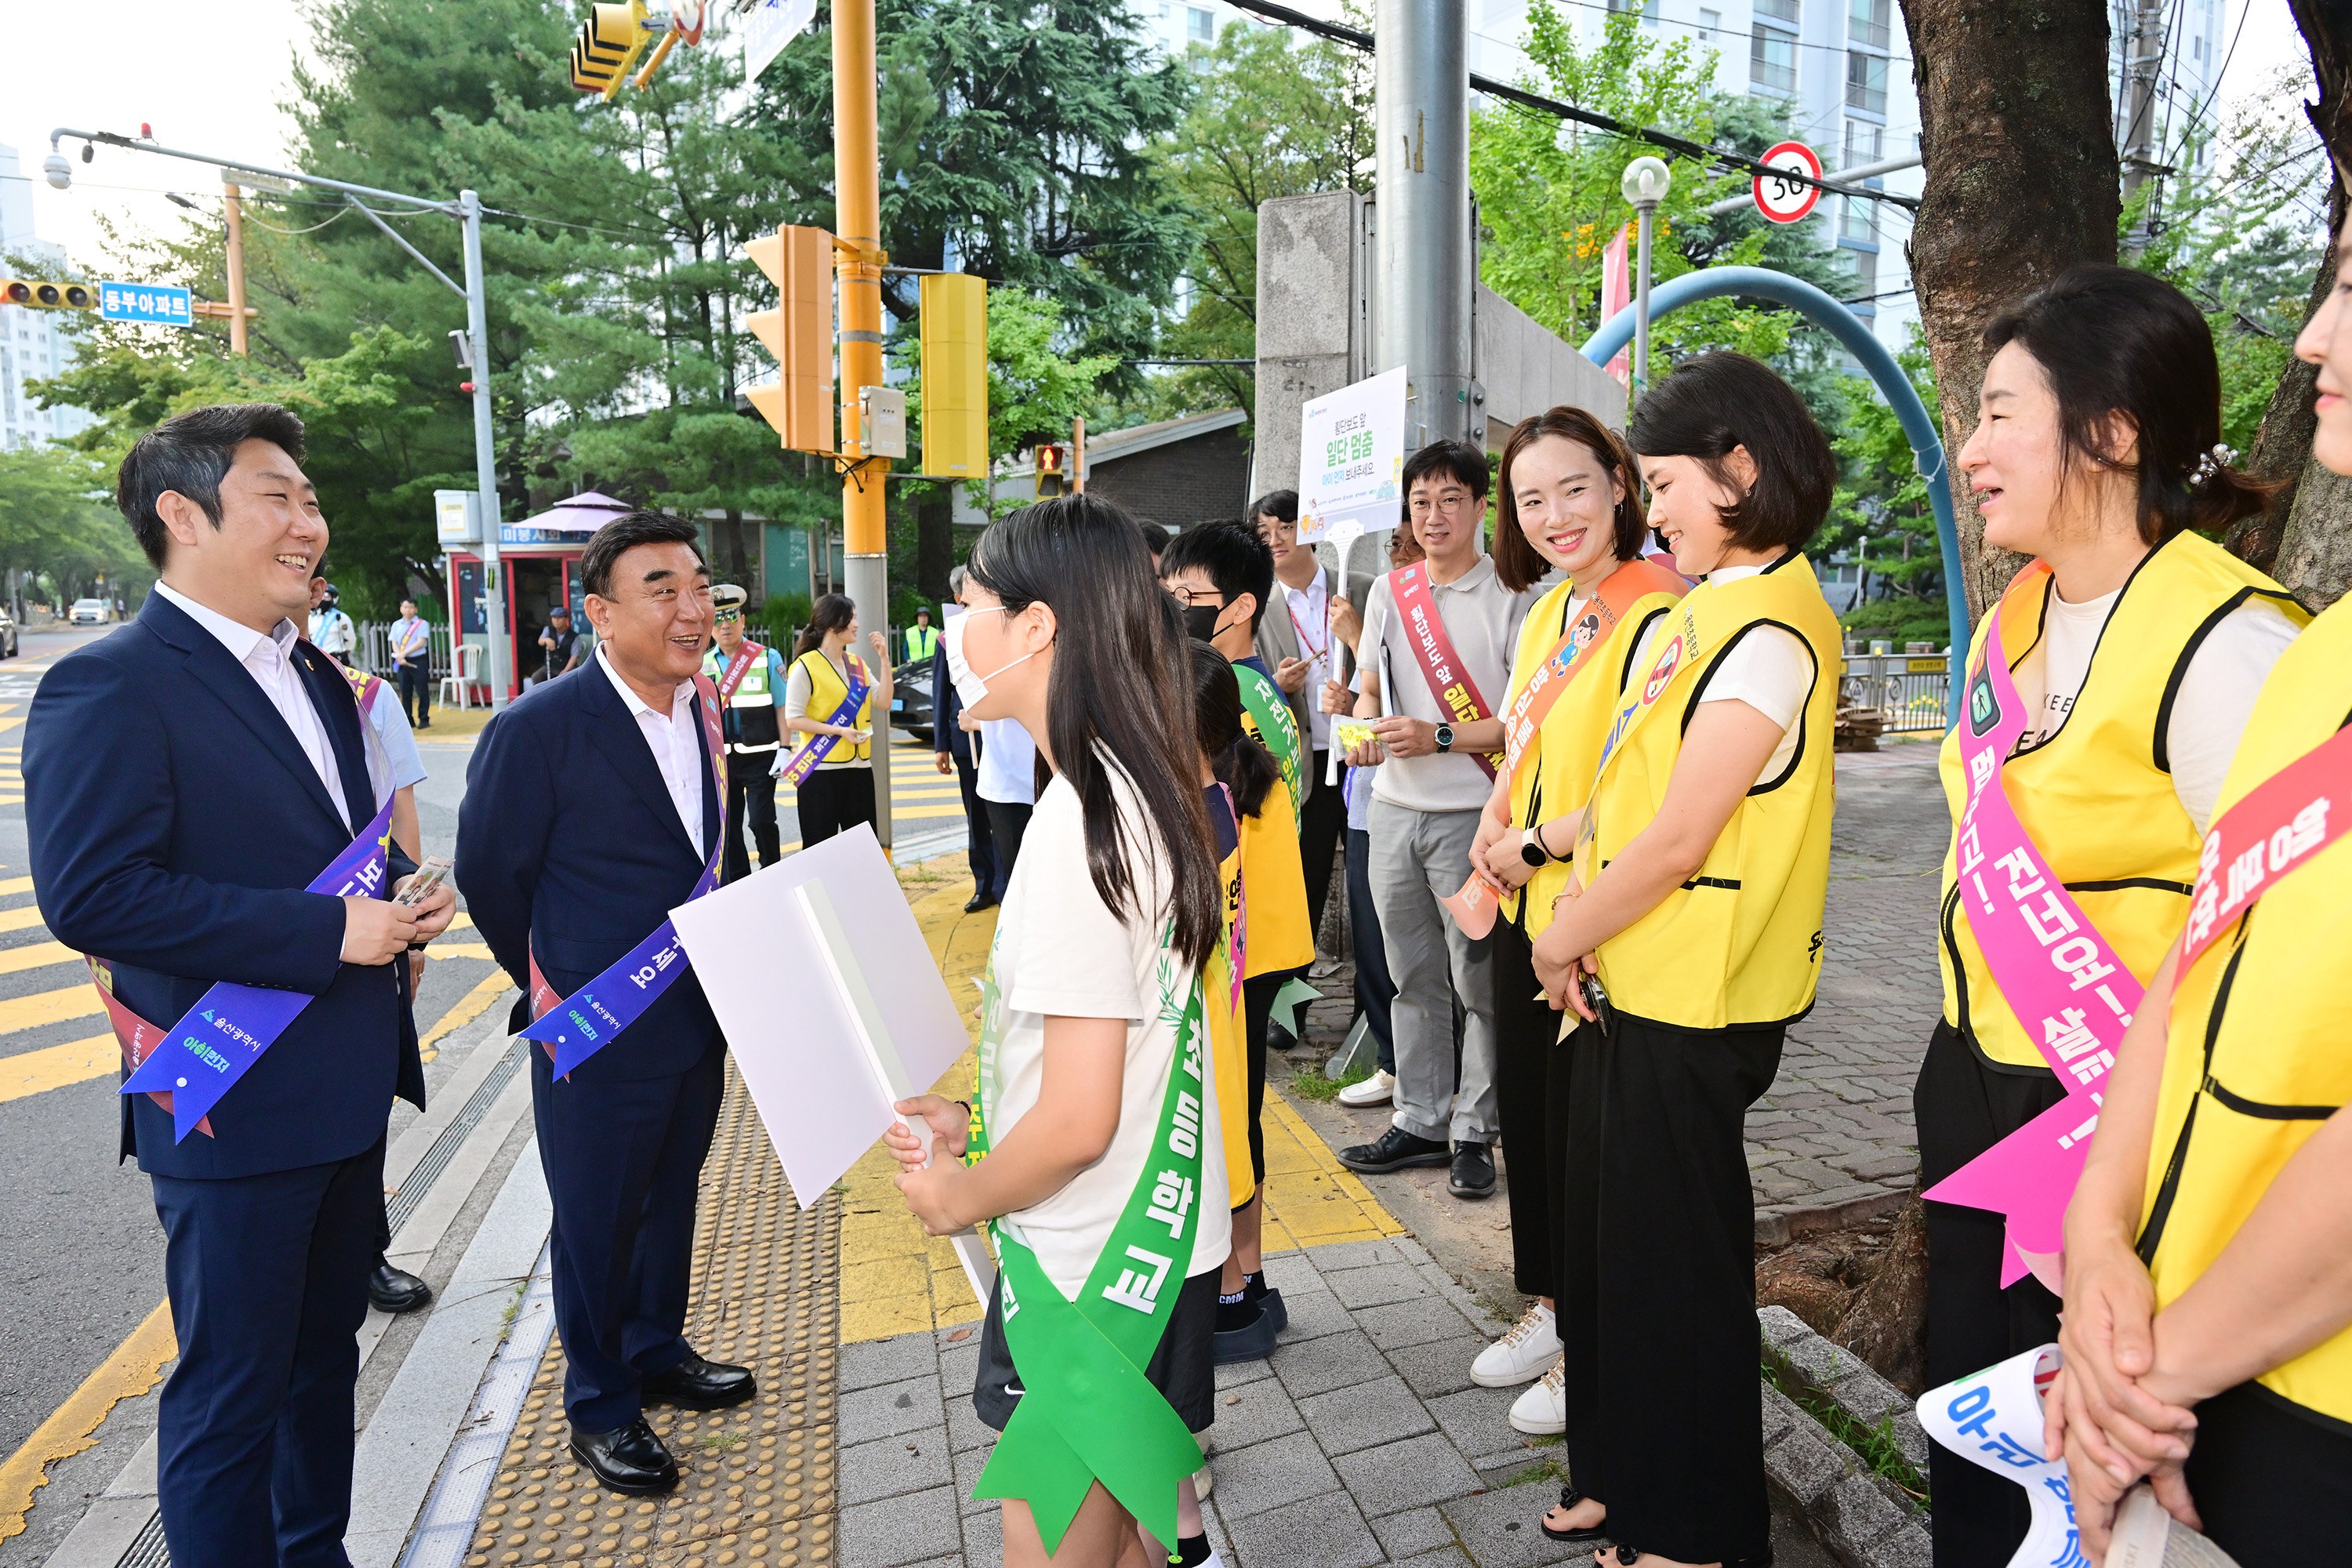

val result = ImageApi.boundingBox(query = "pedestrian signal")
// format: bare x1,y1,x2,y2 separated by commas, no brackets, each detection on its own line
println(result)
918,274,988,481
1036,443,1067,497
2,280,98,311
743,227,837,455
570,1,652,100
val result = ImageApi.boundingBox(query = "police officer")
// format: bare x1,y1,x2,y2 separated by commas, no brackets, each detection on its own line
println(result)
704,584,788,881
904,604,940,664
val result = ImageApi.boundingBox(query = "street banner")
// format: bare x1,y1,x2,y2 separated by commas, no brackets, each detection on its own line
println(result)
1599,227,1632,386
1297,365,1406,546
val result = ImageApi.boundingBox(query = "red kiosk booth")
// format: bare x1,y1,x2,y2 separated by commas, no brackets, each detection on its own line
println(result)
441,492,628,703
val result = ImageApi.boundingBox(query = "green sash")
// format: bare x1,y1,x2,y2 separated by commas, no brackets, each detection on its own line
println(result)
1235,661,1304,831
967,925,1210,1554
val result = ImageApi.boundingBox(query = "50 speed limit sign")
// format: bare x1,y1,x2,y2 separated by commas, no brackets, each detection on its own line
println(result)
1752,140,1824,224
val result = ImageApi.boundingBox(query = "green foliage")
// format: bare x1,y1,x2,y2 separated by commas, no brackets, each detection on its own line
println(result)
0,443,148,602
1817,327,1944,616
1288,1059,1370,1102
1761,1343,1930,1508
969,292,1119,518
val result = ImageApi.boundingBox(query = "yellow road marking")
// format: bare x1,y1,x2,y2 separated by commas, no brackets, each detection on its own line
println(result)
0,1035,116,1105
425,942,495,960
0,981,97,1033
0,906,46,935
0,1299,174,1541
419,969,513,1062
0,877,30,896
0,942,76,978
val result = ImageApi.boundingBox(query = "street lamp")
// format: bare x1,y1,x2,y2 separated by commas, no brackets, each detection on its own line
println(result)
1620,156,1672,400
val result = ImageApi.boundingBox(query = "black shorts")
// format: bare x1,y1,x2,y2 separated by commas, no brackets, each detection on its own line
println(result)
973,1267,1221,1435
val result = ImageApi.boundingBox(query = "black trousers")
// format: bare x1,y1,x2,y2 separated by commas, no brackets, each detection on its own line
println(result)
150,1136,386,1568
795,766,876,848
1242,971,1283,1189
949,752,1000,897
1915,1020,2066,1568
985,799,1033,883
2183,1381,2352,1557
1490,915,1568,1300
1344,826,1396,1073
1297,752,1345,949
1559,1014,1781,1566
395,662,430,726
532,1042,726,1430
723,754,780,882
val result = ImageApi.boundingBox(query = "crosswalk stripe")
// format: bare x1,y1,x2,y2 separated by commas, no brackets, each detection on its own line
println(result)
0,1035,115,1106
0,906,46,935
0,941,76,978
0,981,99,1034
0,876,33,896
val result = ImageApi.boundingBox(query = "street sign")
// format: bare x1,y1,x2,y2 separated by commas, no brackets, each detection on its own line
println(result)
99,281,193,327
1752,140,1824,224
743,0,818,83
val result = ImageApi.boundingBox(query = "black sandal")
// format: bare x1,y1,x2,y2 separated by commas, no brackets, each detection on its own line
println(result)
1541,1486,1608,1544
1595,1551,1637,1566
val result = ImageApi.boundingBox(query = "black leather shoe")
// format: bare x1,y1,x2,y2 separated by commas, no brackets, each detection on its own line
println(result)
642,1352,757,1411
1449,1141,1496,1199
368,1261,433,1314
1336,1125,1451,1174
569,1418,680,1494
964,891,999,913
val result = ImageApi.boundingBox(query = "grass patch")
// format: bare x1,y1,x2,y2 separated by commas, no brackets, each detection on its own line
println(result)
1493,1456,1565,1490
1286,1062,1370,1102
1761,1345,1929,1509
698,1430,750,1454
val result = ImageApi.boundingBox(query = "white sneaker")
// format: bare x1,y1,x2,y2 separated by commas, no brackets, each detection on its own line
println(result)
1508,1356,1566,1436
1470,1301,1559,1388
1336,1068,1395,1107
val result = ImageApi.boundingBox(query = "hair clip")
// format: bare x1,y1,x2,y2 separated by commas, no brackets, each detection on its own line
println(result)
2190,442,2238,487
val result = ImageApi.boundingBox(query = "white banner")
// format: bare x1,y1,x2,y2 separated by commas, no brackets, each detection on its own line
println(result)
1297,365,1406,545
743,0,818,85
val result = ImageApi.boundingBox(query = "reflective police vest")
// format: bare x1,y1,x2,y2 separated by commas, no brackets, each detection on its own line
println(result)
1936,531,2307,1069
705,643,781,753
2138,595,2350,1425
905,623,940,663
1582,553,1840,1031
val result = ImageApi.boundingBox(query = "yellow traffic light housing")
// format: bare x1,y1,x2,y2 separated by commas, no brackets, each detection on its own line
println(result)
570,1,652,100
743,227,837,455
2,280,97,310
917,273,988,481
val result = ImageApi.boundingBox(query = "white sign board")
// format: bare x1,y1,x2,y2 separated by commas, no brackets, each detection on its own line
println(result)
434,489,482,546
1296,365,1407,546
743,0,818,84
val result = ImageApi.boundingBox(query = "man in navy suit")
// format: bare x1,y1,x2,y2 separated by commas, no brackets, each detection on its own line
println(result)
929,565,999,911
25,402,454,1567
458,513,753,1495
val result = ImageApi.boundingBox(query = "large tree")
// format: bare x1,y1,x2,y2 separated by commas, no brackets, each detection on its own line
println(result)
1901,0,2119,619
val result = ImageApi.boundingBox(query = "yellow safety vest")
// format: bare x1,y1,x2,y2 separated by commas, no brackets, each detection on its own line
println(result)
2139,597,2352,1425
795,648,873,764
1937,531,2307,1068
1503,577,1681,935
1582,554,1840,1030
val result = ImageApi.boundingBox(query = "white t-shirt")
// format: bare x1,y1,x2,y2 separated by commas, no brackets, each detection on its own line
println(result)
783,649,870,771
982,764,1232,1300
2013,586,2299,835
1626,564,1814,788
1363,555,1540,814
976,717,1037,806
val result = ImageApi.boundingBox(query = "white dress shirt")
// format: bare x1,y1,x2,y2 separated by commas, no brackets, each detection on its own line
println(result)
155,581,349,828
598,644,708,856
1281,564,1334,750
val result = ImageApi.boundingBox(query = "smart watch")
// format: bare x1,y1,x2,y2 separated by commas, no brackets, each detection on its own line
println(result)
1434,722,1455,753
1519,826,1551,869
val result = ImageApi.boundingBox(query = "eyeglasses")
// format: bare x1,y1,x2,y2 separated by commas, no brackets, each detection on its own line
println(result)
1165,584,1225,608
713,608,743,623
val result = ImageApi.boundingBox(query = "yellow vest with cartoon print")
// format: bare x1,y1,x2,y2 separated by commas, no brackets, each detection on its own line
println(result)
795,648,873,764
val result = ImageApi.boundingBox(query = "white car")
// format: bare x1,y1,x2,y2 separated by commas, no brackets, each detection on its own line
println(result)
70,598,109,626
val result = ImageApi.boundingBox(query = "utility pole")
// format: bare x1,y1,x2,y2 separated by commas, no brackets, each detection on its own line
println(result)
833,0,893,850
1372,0,1475,449
459,190,510,713
2118,0,2168,255
222,181,249,357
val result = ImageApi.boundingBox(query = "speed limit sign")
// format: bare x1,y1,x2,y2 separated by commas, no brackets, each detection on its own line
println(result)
1752,140,1824,224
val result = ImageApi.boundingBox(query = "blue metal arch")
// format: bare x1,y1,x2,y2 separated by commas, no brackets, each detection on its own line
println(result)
1581,264,1968,719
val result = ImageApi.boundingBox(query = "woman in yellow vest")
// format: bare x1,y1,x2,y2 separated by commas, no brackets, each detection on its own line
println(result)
1526,351,1842,1567
1461,408,1685,1457
1915,266,2306,1567
2047,244,2352,1560
782,592,894,848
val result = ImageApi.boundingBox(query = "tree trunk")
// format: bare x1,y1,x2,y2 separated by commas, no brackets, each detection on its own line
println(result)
914,483,955,605
712,508,757,593
1901,0,2120,621
2234,2,2352,610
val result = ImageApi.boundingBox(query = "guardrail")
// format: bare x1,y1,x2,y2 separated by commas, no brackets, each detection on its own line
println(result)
1842,647,1950,733
356,621,455,681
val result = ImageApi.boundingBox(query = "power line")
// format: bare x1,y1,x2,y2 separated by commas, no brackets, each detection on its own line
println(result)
1468,0,1915,70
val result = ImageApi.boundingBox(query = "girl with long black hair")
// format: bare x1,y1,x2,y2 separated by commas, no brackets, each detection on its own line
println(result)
885,495,1232,1568
781,591,893,846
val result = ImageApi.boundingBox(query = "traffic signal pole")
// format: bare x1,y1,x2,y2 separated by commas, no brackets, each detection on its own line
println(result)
834,0,893,851
459,190,511,715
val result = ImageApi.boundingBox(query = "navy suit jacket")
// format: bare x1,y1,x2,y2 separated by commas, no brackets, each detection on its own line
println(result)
25,593,422,1181
457,658,725,1083
930,641,974,767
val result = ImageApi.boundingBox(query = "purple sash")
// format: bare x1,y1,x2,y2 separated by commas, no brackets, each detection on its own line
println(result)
777,654,869,788
120,794,398,1142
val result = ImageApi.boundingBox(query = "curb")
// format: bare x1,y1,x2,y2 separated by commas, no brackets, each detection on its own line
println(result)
1755,1186,1912,1247
1757,1305,1931,1568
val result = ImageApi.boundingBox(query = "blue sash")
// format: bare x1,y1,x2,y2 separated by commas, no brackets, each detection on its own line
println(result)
777,655,870,787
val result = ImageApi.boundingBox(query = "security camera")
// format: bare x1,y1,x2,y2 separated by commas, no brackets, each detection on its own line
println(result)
42,153,71,191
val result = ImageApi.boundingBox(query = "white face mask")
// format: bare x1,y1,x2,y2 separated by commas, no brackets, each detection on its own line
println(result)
941,605,1043,710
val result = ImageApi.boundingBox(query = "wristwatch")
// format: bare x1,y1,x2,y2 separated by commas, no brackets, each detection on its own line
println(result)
1434,722,1455,753
1519,826,1552,869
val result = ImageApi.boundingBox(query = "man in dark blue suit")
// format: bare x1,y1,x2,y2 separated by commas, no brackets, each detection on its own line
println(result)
458,513,753,1496
929,564,999,911
25,402,453,1568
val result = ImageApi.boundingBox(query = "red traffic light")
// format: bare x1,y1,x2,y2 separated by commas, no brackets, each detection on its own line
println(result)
2,283,27,305
1036,444,1063,474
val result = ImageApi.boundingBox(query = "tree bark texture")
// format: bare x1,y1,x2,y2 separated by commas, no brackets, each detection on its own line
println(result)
1901,0,2120,622
2234,3,2352,610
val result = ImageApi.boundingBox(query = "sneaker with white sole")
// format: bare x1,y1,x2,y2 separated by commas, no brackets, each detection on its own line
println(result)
1470,1301,1559,1388
1335,1069,1395,1108
1508,1357,1566,1436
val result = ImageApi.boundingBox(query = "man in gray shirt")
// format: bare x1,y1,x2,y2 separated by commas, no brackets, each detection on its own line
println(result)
1327,441,1537,1200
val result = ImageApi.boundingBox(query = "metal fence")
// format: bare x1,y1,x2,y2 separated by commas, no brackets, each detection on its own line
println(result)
355,621,456,681
1842,645,1951,733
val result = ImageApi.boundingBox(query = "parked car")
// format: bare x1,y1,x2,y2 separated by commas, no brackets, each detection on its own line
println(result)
69,598,110,626
889,657,935,746
0,605,19,658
